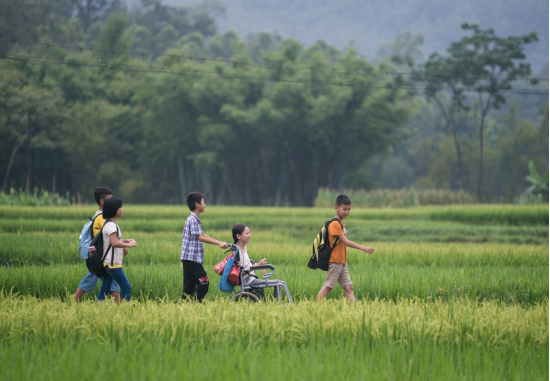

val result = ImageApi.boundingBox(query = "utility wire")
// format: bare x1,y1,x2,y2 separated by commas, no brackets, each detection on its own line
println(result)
2,53,548,96
1,37,548,83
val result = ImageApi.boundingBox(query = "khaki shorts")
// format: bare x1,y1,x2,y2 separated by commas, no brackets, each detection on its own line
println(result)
324,263,352,289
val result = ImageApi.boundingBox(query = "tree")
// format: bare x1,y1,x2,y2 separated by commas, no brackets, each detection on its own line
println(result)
524,160,549,201
419,24,538,201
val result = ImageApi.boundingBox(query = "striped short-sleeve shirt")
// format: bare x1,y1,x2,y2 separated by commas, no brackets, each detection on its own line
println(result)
180,212,204,263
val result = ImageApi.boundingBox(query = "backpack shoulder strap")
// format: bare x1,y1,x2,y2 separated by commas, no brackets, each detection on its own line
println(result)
111,224,119,266
100,220,116,262
89,211,103,238
328,218,344,248
330,218,343,229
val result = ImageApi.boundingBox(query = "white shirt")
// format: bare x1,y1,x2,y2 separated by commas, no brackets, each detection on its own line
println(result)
102,221,124,267
239,246,256,284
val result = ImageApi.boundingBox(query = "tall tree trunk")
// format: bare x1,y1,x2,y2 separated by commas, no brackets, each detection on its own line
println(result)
26,113,32,194
177,153,186,204
449,123,466,191
476,93,492,203
287,156,303,206
222,171,237,205
433,96,465,191
477,115,485,203
1,139,23,193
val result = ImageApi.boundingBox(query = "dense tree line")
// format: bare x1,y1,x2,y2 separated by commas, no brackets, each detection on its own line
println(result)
0,0,547,205
200,0,549,68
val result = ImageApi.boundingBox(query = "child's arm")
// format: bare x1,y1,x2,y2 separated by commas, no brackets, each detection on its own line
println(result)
198,234,228,249
109,234,137,248
337,235,374,254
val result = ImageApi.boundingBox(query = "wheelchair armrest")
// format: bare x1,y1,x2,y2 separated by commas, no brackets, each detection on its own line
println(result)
249,265,275,271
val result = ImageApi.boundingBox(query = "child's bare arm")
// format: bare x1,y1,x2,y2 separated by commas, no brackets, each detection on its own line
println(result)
198,234,228,248
338,235,374,254
109,233,136,248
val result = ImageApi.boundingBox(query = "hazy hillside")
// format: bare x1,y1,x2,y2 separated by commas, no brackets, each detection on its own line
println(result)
160,0,548,68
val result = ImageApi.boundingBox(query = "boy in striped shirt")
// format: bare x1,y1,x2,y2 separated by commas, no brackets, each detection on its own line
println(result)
181,192,228,302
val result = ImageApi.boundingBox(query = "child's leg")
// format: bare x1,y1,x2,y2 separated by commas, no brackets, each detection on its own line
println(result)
97,269,114,301
339,264,355,303
106,267,131,303
181,261,209,302
76,272,100,302
317,263,345,301
181,260,196,300
110,280,121,304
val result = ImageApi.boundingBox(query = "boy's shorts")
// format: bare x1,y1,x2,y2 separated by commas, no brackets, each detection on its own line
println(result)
78,272,120,293
324,263,353,289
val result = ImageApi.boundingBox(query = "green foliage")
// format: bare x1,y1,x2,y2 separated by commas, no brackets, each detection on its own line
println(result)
316,188,477,207
0,1,548,205
0,188,71,207
524,160,549,200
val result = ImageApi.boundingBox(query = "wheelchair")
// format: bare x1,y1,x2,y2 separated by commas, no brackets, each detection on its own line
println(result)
226,244,292,304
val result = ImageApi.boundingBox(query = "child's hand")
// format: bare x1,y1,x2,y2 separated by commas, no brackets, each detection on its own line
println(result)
127,239,137,248
219,242,228,249
362,246,374,254
123,248,128,256
258,258,267,266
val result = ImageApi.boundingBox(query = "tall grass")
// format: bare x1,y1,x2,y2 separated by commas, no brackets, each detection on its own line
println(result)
0,232,547,267
1,263,547,303
0,293,547,348
1,339,547,381
0,204,547,225
315,188,478,207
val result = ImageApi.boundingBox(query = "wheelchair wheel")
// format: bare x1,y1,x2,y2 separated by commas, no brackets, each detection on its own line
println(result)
231,292,259,303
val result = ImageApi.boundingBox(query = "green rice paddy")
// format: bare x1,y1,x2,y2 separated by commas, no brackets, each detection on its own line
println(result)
0,204,548,380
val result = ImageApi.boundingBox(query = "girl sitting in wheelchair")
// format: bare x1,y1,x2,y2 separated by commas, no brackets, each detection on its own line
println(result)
232,224,289,301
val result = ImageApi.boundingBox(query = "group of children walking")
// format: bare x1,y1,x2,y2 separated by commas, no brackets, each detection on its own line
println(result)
74,188,374,304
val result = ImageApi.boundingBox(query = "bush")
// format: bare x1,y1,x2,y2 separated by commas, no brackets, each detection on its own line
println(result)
315,188,477,208
0,188,71,207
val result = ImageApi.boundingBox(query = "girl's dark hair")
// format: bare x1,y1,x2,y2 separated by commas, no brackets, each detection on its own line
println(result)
103,196,123,219
232,224,248,244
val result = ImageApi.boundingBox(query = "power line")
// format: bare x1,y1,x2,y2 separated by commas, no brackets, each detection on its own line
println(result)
1,37,548,83
2,53,548,96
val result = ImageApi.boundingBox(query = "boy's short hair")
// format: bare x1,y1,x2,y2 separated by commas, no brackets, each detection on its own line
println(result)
186,192,205,211
335,194,352,206
94,187,113,205
103,196,123,219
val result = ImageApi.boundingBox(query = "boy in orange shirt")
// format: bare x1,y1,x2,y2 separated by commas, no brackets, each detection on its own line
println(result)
316,194,374,303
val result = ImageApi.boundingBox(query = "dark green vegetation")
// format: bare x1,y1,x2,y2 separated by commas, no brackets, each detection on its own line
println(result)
1,1,548,205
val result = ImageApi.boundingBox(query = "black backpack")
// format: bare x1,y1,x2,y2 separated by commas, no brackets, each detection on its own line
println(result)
86,220,118,277
307,218,343,271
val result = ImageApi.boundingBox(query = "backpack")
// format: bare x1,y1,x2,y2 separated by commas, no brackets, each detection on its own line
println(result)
78,212,103,261
307,218,343,271
86,220,118,278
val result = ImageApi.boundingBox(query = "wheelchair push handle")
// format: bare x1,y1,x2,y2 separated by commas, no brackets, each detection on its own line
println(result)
224,243,238,254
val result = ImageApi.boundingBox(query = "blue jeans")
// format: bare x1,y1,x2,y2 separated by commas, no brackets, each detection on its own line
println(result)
78,271,120,293
98,266,131,302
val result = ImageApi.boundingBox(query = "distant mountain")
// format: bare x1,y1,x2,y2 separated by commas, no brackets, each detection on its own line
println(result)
158,0,548,68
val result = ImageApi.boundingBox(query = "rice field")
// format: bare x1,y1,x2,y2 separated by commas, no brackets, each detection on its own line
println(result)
0,204,548,380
